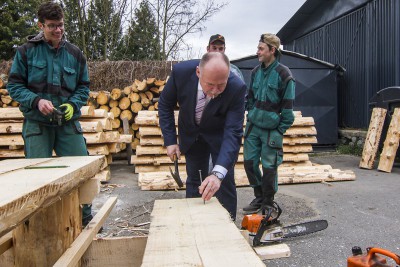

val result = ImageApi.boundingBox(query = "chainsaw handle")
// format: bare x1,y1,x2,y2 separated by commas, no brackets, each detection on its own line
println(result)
367,247,400,264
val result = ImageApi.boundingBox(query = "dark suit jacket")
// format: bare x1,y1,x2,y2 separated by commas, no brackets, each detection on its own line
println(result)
158,59,246,171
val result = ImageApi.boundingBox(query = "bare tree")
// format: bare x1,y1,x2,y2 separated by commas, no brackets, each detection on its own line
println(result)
148,0,227,60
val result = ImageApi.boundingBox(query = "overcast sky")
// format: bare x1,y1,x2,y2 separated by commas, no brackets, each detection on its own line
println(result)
186,0,307,60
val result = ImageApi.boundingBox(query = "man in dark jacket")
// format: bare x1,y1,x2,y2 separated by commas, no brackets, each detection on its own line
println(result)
158,52,246,220
7,1,93,226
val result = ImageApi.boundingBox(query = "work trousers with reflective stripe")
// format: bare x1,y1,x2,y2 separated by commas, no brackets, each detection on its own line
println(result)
243,123,283,205
22,119,92,220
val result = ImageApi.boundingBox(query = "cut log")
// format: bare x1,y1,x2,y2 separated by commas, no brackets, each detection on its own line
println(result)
131,138,140,150
131,102,143,113
87,144,110,156
110,88,124,101
108,99,119,108
128,92,140,102
141,98,151,108
110,106,121,118
146,77,155,86
149,87,159,95
99,105,110,112
1,96,12,105
120,109,133,123
112,118,121,129
118,97,131,110
144,91,154,101
135,79,147,92
123,85,132,95
154,79,165,87
96,91,110,105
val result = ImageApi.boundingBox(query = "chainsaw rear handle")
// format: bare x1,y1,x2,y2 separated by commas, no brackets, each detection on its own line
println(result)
367,247,400,265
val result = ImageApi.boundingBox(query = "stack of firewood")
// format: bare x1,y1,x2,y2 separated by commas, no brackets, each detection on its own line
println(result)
0,75,19,108
132,110,356,190
86,78,166,151
0,106,132,172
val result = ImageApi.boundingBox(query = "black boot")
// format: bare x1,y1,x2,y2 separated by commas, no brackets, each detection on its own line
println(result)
243,186,263,213
260,167,277,215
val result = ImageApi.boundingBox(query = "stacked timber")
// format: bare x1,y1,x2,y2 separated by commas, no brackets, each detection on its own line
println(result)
86,78,166,151
0,107,131,178
0,76,19,108
132,110,356,190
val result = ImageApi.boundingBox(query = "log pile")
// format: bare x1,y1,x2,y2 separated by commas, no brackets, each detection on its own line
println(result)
0,107,132,179
85,78,166,151
132,110,356,190
0,76,19,108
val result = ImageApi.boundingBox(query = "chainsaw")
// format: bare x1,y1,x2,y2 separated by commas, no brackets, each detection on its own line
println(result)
241,202,328,247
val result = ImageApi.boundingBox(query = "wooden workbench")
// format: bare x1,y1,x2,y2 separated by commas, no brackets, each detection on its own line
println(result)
0,156,107,266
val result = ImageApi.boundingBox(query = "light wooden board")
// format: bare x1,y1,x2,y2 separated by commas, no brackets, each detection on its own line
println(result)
53,197,117,267
377,108,400,172
359,107,387,169
81,236,147,267
0,156,106,237
138,167,356,190
141,198,265,267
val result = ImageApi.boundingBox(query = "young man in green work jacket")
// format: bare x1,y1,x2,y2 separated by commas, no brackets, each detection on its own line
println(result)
243,33,295,215
7,1,93,226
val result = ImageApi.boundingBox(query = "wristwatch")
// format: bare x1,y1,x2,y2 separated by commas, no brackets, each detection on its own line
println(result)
211,171,224,181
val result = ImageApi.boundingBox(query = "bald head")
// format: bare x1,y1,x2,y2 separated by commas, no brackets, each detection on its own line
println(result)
196,52,230,98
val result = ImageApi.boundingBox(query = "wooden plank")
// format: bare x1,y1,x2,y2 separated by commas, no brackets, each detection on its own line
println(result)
359,107,387,169
53,197,117,267
0,156,106,237
87,144,110,156
0,122,23,133
254,243,291,260
0,158,53,175
0,148,25,158
131,153,311,166
81,236,147,267
81,108,108,118
94,168,111,182
139,135,318,146
0,108,23,120
0,134,24,146
0,232,12,256
137,166,356,190
80,120,103,133
141,198,265,267
377,108,400,172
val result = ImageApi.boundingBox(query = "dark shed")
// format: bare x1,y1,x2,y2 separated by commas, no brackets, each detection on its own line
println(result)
232,51,344,146
277,0,400,129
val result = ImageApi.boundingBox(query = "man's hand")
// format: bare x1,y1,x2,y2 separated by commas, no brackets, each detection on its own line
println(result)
60,103,74,121
199,174,221,201
166,144,181,161
37,99,54,116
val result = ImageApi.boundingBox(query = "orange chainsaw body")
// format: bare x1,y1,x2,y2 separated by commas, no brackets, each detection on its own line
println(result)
347,247,400,267
241,214,266,233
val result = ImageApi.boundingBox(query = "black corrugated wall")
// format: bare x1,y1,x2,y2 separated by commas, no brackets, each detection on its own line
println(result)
283,0,400,128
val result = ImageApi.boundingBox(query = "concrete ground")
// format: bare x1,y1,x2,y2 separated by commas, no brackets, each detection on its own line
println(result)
93,153,400,266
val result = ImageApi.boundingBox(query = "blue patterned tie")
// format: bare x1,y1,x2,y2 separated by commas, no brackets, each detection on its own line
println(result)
195,91,206,124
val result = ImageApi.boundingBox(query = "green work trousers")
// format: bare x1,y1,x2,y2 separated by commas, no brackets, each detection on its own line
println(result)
22,119,92,220
243,123,284,205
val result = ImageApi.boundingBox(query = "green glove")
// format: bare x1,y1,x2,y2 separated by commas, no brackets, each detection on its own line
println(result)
60,103,74,121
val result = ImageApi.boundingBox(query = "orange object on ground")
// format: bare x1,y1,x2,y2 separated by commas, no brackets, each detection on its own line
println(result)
347,247,400,267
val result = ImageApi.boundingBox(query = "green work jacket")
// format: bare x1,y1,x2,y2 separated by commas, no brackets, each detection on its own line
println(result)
246,60,295,134
7,32,90,124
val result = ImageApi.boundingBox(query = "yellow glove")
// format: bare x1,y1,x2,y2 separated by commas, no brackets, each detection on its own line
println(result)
60,103,74,121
